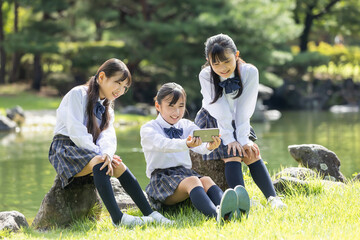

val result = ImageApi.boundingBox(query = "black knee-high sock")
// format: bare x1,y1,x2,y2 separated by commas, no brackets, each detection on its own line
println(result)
225,161,245,188
92,163,123,224
189,186,217,217
206,185,223,206
248,159,276,198
117,168,153,216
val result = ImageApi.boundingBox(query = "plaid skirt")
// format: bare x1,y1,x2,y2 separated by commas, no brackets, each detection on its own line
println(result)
145,166,202,210
194,108,257,160
49,134,98,188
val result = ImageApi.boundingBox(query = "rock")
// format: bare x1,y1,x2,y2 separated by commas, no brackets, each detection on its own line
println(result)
288,144,346,182
32,175,102,230
274,167,317,180
190,150,228,190
273,176,346,194
352,173,360,182
258,84,274,100
110,178,148,209
0,211,29,232
329,105,359,113
6,106,25,126
273,176,309,194
0,115,17,132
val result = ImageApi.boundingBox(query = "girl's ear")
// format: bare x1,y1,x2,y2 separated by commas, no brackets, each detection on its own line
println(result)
235,51,240,59
98,71,106,84
155,101,161,112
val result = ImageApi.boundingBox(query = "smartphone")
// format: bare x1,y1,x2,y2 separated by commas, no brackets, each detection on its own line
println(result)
193,128,219,142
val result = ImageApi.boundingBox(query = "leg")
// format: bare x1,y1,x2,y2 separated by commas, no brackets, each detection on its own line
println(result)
200,176,223,206
164,176,217,217
114,162,153,216
223,157,245,188
242,150,276,199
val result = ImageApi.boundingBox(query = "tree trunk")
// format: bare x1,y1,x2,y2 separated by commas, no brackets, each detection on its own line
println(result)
0,0,6,84
299,13,314,52
10,0,20,83
32,54,42,90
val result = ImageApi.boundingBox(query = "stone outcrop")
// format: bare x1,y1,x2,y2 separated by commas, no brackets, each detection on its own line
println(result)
32,175,102,230
190,150,228,190
288,144,346,182
0,211,29,232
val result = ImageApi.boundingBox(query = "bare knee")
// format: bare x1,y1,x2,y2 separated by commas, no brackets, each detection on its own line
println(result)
180,176,203,193
113,162,127,178
200,176,216,192
222,157,242,163
243,156,261,165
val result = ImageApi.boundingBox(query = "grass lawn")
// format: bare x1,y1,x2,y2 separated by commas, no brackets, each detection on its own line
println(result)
1,178,359,240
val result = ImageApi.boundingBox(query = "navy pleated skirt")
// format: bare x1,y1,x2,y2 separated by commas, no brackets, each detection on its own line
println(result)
194,108,257,160
146,166,202,210
48,134,97,188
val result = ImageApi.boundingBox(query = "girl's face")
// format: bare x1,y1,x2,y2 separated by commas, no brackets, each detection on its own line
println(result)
208,50,239,79
155,95,186,125
98,71,129,100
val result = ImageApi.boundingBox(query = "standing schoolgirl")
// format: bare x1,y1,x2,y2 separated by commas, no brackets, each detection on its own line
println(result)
195,34,287,208
140,82,250,223
49,58,172,226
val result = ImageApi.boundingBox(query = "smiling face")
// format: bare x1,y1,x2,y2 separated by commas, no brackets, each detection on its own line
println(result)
155,95,186,125
97,71,130,101
208,49,239,79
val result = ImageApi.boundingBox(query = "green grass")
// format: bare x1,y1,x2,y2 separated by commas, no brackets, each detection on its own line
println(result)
2,179,359,240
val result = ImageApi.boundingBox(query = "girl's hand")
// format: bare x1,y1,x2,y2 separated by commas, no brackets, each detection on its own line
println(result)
207,136,221,150
99,154,113,176
242,142,260,159
186,136,202,148
227,141,248,158
111,155,122,169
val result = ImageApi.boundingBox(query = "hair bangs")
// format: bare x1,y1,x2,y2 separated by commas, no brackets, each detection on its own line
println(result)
168,89,185,106
210,44,228,64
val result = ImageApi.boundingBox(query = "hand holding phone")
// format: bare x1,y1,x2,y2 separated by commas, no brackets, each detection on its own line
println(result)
193,128,220,142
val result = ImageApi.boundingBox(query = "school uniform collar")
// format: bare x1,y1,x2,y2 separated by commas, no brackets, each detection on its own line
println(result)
220,72,235,82
98,98,106,104
155,114,182,129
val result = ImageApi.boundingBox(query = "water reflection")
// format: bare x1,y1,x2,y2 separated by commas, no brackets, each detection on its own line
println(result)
0,111,359,218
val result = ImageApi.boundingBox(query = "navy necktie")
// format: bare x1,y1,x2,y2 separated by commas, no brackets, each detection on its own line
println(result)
94,101,105,120
164,127,183,139
218,76,241,94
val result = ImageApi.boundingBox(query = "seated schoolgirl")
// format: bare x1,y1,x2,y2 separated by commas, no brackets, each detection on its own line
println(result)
49,58,172,227
140,82,250,222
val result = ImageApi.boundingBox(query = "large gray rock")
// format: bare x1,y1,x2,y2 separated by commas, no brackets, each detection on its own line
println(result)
0,211,29,232
0,115,17,131
110,178,148,209
190,150,228,190
288,144,346,182
32,175,102,230
274,167,317,180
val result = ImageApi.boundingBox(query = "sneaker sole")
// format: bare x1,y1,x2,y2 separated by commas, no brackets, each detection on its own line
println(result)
217,189,238,224
234,185,250,219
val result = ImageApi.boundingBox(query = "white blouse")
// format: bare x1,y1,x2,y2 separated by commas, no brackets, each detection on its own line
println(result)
140,114,212,178
54,85,116,159
199,63,259,146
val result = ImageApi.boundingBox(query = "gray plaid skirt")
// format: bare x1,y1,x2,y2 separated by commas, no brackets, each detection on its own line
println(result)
194,108,257,160
145,166,202,210
49,134,97,188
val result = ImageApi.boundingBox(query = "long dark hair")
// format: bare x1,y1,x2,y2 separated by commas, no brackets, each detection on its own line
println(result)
203,34,245,104
155,82,186,112
86,58,131,142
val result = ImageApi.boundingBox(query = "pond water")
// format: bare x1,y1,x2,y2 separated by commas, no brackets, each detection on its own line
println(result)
0,111,359,219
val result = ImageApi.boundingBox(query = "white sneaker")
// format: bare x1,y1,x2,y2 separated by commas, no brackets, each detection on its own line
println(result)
149,211,175,225
116,213,154,227
267,196,287,209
